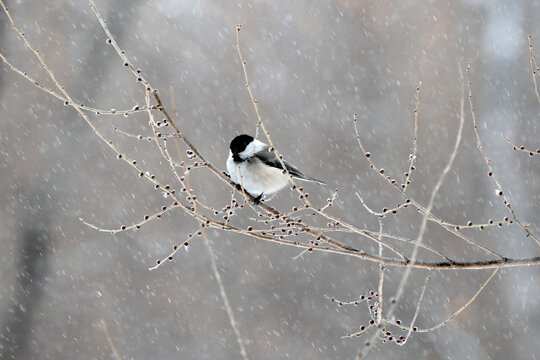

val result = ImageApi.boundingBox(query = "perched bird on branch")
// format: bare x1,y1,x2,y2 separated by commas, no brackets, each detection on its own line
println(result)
227,134,325,203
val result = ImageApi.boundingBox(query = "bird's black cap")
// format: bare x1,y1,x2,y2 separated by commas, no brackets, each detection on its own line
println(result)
230,134,254,155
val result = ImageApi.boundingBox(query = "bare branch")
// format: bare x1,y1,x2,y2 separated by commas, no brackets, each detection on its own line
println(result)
466,64,540,245
529,35,540,103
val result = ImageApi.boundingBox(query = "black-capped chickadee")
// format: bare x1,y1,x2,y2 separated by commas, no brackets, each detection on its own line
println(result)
226,134,325,203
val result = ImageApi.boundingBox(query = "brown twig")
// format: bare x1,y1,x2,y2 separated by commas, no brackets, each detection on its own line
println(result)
528,36,540,103
101,320,122,360
466,64,540,245
504,137,539,157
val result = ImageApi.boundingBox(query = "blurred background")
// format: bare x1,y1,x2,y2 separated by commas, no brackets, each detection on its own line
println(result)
1,0,539,359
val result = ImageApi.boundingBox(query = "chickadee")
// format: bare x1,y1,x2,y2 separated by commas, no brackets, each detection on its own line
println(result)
226,134,325,203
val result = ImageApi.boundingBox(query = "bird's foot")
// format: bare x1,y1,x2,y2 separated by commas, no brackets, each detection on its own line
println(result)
252,193,263,205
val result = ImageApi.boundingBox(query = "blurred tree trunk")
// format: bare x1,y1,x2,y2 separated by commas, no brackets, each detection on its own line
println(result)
0,1,142,357
0,206,51,359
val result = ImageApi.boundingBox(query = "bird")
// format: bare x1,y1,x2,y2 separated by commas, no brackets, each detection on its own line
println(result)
226,134,325,203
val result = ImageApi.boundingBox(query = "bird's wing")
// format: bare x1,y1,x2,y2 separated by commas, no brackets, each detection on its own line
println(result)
254,147,301,174
254,147,325,185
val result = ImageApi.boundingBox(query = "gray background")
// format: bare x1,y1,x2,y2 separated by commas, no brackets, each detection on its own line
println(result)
1,0,539,359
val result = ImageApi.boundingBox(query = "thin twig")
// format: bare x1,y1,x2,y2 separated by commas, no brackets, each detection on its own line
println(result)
401,270,431,345
101,320,122,360
504,137,539,157
385,268,498,333
203,233,249,360
466,64,540,245
0,51,150,116
528,36,540,103
236,24,262,138
416,268,498,332
403,81,422,192
393,63,465,308
376,220,385,325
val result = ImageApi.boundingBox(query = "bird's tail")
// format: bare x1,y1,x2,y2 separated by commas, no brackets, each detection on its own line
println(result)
294,175,326,186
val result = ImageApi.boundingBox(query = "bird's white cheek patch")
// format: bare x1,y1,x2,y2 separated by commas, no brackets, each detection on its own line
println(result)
240,139,268,160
